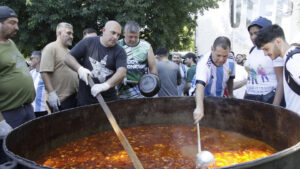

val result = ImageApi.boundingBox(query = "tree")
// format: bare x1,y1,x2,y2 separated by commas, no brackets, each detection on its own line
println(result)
0,0,221,56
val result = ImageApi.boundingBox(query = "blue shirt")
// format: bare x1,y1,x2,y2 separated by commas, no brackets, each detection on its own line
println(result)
30,69,46,112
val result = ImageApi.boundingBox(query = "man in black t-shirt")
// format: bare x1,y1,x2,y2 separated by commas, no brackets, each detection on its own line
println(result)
65,20,127,106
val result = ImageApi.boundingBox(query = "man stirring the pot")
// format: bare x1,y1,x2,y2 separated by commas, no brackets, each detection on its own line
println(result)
117,21,157,99
65,20,127,106
193,36,235,123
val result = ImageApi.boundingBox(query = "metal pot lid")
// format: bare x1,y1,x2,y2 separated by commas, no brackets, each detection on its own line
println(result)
139,74,160,97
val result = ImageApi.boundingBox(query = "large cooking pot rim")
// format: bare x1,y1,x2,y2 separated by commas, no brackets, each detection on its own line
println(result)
4,124,300,169
3,97,300,169
3,135,50,169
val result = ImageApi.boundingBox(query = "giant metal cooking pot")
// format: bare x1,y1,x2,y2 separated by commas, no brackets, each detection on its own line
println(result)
3,97,300,169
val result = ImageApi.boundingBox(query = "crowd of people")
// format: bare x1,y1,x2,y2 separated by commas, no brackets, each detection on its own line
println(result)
1,5,300,164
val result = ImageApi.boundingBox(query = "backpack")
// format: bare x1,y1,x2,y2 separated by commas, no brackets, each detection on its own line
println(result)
285,47,300,95
249,46,256,54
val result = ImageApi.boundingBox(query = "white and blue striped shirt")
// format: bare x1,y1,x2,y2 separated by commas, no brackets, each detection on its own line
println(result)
30,69,46,112
189,52,235,96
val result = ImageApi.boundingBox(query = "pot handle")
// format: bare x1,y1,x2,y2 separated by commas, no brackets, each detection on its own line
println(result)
0,160,18,169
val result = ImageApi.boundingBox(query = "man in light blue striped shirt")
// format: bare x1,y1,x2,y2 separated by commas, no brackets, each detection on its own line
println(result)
193,37,235,123
30,51,47,117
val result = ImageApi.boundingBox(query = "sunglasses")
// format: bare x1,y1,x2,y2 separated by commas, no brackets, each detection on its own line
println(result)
30,56,38,60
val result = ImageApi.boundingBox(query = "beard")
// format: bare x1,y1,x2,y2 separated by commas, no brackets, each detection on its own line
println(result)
5,30,17,39
66,40,72,46
63,39,72,47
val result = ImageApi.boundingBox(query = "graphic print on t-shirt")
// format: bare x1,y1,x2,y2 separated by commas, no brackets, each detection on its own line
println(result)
257,65,269,83
245,64,269,85
245,66,258,84
89,56,113,83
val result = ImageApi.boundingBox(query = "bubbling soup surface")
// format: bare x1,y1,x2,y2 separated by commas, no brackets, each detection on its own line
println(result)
36,125,276,168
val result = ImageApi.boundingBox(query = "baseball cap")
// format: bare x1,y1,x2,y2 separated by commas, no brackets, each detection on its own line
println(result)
0,6,18,20
248,16,272,31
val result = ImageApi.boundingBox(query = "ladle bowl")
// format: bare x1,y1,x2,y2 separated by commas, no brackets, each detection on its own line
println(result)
196,150,215,168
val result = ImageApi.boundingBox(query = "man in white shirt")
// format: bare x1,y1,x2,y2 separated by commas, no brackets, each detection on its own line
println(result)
172,53,187,96
255,24,300,114
244,17,284,106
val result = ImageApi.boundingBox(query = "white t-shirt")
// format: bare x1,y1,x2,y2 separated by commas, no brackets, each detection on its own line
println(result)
283,46,300,114
244,47,284,95
195,52,235,97
233,64,248,99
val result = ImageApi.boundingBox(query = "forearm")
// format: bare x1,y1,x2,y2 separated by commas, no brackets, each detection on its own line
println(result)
148,47,158,75
106,67,127,87
195,84,204,110
149,62,158,75
273,67,284,106
177,78,181,85
184,82,191,93
227,78,234,98
64,53,82,72
273,84,284,106
233,79,247,90
41,72,54,93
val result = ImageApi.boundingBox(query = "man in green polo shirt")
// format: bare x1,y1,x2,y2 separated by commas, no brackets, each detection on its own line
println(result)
184,52,197,94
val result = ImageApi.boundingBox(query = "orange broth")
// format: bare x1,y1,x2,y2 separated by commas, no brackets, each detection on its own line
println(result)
36,125,276,168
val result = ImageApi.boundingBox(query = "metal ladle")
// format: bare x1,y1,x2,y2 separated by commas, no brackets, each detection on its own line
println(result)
196,122,215,169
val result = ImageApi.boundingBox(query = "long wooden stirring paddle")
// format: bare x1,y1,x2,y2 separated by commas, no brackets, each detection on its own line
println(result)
88,76,144,169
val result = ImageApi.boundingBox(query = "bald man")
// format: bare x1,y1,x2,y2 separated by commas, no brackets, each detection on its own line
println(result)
65,20,127,106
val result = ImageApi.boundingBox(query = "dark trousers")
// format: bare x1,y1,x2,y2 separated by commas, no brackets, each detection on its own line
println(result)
49,93,77,113
244,90,285,107
1,103,36,164
0,139,8,164
60,93,77,111
35,111,48,118
244,91,275,104
2,103,36,129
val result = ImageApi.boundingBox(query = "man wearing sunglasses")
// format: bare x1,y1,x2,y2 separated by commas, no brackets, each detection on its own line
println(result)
30,51,47,117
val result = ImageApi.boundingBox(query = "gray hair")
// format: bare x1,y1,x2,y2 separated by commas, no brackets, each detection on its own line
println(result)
172,52,181,57
56,22,73,36
124,21,140,33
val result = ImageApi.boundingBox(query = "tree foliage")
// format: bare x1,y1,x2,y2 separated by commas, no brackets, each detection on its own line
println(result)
1,0,221,55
